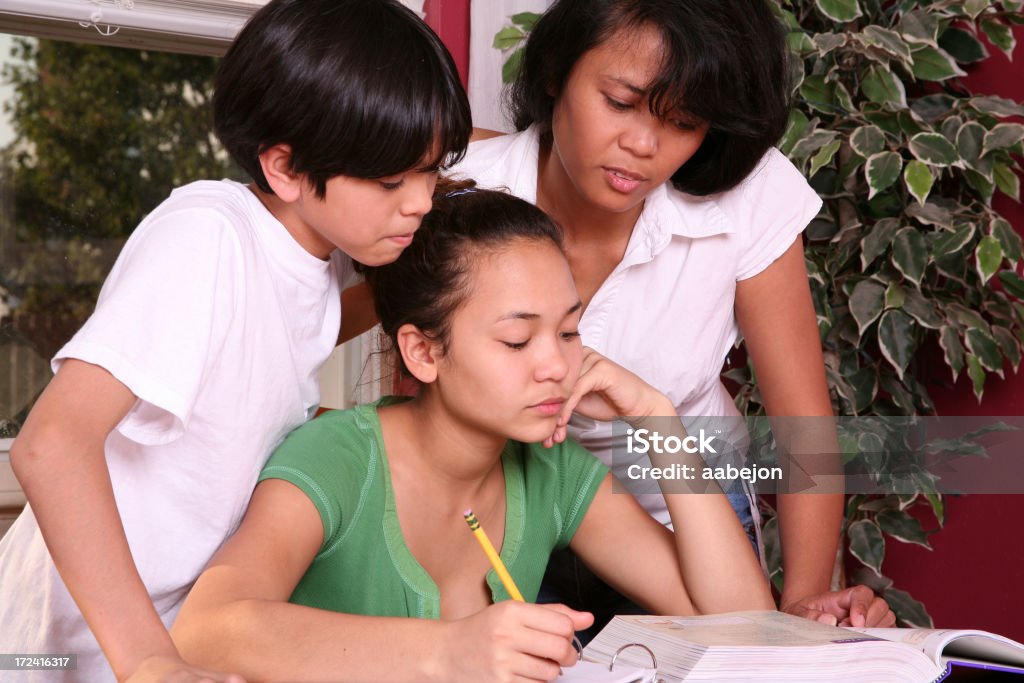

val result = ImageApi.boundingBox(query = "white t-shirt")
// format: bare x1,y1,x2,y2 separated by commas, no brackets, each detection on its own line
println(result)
0,180,347,682
451,126,822,527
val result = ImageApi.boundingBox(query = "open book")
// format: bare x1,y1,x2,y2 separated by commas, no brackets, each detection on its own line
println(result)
582,611,1024,682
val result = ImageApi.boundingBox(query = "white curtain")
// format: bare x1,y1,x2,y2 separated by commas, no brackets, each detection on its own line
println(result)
468,0,552,132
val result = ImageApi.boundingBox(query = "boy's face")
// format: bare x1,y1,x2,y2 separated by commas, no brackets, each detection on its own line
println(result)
290,168,437,264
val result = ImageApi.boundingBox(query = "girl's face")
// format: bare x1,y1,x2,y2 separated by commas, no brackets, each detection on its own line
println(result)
433,238,584,445
548,23,710,214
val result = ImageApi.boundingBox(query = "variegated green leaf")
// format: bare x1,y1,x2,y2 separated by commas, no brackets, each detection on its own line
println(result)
900,10,939,48
860,25,913,63
866,151,903,198
903,288,943,329
963,0,991,20
998,271,1024,298
910,45,967,81
885,282,906,309
969,96,1024,118
848,519,885,573
834,81,855,113
789,30,815,54
965,169,995,203
981,19,1016,59
992,218,1023,264
813,31,849,55
861,65,907,108
892,228,928,284
938,26,989,63
992,325,1022,372
779,109,810,156
879,309,915,379
966,328,1003,373
957,121,993,177
850,280,886,337
885,588,934,628
966,354,986,401
909,132,958,166
790,129,838,160
925,493,945,527
851,125,886,157
982,123,1024,156
975,235,1003,284
877,509,931,548
932,224,975,259
862,218,900,268
904,160,934,205
809,138,841,177
905,201,952,230
940,325,965,380
816,0,862,23
994,162,1021,201
911,93,956,123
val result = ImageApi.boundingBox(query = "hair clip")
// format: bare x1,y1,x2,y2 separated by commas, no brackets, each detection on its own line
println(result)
444,188,477,198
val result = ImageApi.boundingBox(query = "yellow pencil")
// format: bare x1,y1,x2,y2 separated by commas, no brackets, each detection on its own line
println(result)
463,508,525,602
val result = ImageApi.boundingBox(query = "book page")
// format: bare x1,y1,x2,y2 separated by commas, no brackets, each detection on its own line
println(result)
626,611,885,648
850,628,1024,667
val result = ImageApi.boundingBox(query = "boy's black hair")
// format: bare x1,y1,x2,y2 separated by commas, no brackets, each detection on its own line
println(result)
507,0,791,196
214,0,471,198
363,180,564,377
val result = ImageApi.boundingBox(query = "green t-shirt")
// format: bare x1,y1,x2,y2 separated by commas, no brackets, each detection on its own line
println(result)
258,398,609,619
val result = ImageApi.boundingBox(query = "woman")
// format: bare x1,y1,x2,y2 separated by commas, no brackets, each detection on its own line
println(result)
455,0,893,631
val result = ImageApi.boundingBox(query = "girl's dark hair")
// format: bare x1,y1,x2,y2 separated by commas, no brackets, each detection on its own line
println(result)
363,180,564,375
213,0,471,198
508,0,790,196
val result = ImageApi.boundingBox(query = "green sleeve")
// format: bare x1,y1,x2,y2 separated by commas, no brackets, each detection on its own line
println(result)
258,409,374,555
553,439,610,549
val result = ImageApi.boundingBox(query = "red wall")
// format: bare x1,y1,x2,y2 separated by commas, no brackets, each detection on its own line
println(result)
423,0,470,88
885,26,1024,642
425,7,1024,640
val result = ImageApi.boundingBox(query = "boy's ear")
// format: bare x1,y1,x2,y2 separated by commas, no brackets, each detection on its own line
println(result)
257,144,303,203
396,323,442,384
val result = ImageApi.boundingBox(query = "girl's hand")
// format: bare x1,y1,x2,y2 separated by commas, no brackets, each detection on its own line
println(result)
125,655,246,683
439,602,592,682
545,347,674,447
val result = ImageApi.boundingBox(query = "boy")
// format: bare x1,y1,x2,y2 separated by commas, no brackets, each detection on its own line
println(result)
0,1,470,680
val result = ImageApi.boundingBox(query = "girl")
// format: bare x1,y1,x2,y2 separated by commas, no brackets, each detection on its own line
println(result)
0,1,470,681
457,0,894,631
170,185,774,682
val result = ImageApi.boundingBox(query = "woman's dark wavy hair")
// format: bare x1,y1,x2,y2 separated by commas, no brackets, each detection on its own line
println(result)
362,180,564,377
214,0,471,198
507,0,791,196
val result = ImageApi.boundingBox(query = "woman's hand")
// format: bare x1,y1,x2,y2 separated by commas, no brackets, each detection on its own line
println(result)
782,585,896,628
438,602,592,682
545,347,674,447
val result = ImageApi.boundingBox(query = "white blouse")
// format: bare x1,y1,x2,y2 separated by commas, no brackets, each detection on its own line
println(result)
451,126,822,526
